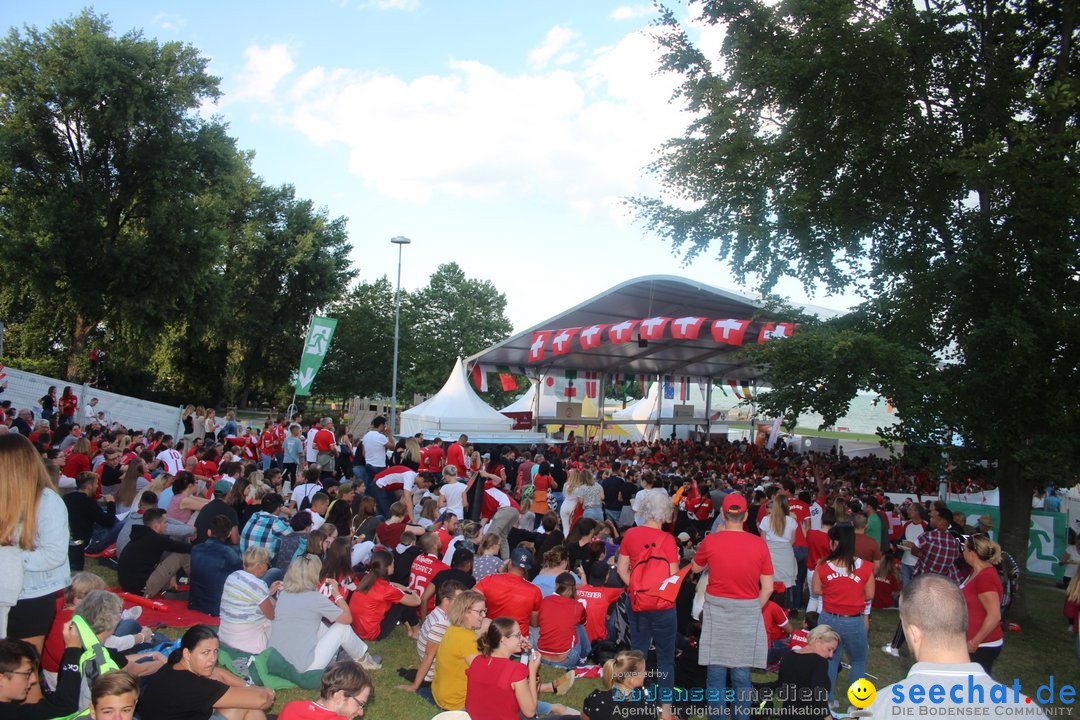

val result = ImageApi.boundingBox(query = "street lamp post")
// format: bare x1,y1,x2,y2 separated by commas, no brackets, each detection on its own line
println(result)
389,236,411,434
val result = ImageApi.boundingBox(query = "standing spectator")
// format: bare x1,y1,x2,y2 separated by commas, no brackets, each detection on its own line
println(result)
38,388,57,427
361,417,395,517
959,534,1004,674
58,388,77,430
202,409,219,442
691,492,774,720
910,506,962,583
812,524,875,704
445,435,469,486
852,513,883,564
600,461,630,525
438,466,468,523
759,495,798,604
617,491,680,720
313,418,338,483
1,434,70,656
899,503,927,587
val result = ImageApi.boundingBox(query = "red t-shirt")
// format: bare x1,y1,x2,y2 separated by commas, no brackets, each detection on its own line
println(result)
375,521,408,548
196,460,219,478
537,595,587,655
41,601,72,673
962,566,1003,644
313,429,336,453
806,529,831,571
279,700,349,720
816,558,873,616
476,572,542,637
408,554,449,613
873,572,901,609
465,656,528,720
762,600,789,643
421,446,445,472
446,443,467,477
789,627,809,651
576,584,624,642
348,577,405,640
62,453,90,478
788,499,810,547
693,530,774,600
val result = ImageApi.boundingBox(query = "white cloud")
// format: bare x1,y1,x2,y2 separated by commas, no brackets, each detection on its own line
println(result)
611,4,654,21
152,12,187,31
234,44,296,101
527,26,580,70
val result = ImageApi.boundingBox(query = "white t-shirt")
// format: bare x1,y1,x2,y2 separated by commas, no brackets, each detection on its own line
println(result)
809,500,824,531
440,482,468,521
759,515,797,543
361,430,391,469
291,482,321,508
157,448,184,475
305,428,319,463
901,522,926,566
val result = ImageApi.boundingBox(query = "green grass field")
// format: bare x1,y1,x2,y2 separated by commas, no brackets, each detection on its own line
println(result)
88,562,1075,717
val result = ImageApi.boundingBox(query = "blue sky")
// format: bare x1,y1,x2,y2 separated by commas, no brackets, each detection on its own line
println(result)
4,1,862,331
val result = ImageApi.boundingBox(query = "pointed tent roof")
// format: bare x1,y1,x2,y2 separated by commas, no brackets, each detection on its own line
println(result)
400,358,515,435
499,382,536,413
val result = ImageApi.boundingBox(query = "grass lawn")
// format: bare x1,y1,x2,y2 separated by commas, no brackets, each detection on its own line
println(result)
87,562,1075,717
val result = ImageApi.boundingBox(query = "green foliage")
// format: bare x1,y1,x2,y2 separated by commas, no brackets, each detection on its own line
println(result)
636,0,1080,573
315,277,398,400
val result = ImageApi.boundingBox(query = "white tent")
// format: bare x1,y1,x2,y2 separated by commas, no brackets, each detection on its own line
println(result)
401,358,551,444
610,381,718,442
499,382,536,413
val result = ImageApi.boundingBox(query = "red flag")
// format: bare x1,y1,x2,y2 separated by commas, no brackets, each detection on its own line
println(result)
670,316,706,339
608,320,639,344
584,371,599,399
578,324,608,350
471,364,489,392
758,323,798,343
639,316,672,341
678,375,690,401
711,319,750,346
529,331,553,362
551,327,581,355
640,564,692,603
497,366,519,392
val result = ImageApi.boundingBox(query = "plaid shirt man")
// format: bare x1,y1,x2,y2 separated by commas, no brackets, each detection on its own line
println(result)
914,526,962,582
240,510,290,557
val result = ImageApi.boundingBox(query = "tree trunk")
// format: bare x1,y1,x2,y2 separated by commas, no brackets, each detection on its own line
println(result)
996,454,1033,620
66,314,91,382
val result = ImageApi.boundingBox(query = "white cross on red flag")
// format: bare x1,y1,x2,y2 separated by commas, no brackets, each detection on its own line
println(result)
578,324,608,350
584,371,599,399
551,328,581,355
710,318,750,346
758,322,798,343
670,316,706,339
639,317,672,341
607,320,639,344
529,331,553,362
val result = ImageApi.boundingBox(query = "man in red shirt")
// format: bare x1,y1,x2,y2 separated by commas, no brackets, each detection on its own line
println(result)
445,434,468,481
577,563,625,643
475,547,541,638
419,438,445,479
408,533,449,619
853,513,884,564
692,492,774,719
313,417,338,482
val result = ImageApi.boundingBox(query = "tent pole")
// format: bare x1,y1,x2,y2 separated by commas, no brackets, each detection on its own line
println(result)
533,370,543,433
653,373,662,441
598,372,606,447
705,376,713,440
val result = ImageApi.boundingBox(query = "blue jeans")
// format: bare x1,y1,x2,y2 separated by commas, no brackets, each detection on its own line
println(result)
901,563,916,587
539,625,592,669
792,546,808,609
583,506,604,523
707,664,752,719
364,464,393,518
628,606,675,694
260,454,272,471
820,611,868,703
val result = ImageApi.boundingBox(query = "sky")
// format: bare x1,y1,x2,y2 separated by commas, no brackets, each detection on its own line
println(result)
4,1,864,333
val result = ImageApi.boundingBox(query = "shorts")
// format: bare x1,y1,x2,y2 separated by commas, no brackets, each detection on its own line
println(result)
8,592,59,638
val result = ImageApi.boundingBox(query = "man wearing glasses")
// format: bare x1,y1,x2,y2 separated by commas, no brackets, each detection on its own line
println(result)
0,624,84,717
278,660,374,719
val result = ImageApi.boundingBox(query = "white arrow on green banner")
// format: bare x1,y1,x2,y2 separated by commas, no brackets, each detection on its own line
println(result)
294,316,338,396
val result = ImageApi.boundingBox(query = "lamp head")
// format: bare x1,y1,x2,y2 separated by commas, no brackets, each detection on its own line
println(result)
390,236,412,245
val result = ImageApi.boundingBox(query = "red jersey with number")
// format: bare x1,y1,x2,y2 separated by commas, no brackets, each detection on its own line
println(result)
576,584,624,642
408,554,449,613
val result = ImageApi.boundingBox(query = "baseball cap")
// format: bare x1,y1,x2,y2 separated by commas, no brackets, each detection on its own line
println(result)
213,479,232,495
722,493,747,513
510,547,533,570
676,532,691,544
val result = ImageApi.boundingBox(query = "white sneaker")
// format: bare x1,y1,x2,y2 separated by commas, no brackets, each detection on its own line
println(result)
121,606,143,621
881,644,899,657
358,653,382,670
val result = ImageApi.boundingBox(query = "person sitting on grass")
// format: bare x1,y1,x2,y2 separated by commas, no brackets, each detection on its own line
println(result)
580,649,660,720
218,547,283,656
536,572,590,669
189,515,243,617
117,508,192,599
347,549,421,642
278,660,373,720
268,555,382,673
136,625,275,720
85,670,139,720
0,631,83,719
398,579,467,693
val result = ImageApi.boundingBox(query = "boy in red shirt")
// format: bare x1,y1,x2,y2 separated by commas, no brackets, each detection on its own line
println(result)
278,660,373,720
537,572,589,668
475,547,542,638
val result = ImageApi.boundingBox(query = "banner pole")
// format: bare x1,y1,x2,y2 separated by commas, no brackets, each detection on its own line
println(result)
288,314,314,419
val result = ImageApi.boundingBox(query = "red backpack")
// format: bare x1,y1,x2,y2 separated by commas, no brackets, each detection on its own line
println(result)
628,541,676,613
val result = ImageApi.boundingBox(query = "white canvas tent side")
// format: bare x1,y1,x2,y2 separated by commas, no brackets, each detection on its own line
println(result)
400,358,516,436
499,383,536,413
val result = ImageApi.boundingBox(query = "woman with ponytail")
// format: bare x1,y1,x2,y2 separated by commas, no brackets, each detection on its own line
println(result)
960,534,1004,673
137,624,275,720
464,617,576,720
580,649,660,720
347,548,420,641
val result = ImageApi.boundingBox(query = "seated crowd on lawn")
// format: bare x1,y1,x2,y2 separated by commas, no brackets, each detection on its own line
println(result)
0,401,1071,720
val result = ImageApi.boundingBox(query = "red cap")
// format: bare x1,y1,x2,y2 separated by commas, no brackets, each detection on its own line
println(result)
722,493,746,513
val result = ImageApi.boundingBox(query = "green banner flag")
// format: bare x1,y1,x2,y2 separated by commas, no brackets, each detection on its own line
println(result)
294,316,337,396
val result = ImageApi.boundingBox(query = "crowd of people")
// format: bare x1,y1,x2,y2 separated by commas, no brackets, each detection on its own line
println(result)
0,398,1071,720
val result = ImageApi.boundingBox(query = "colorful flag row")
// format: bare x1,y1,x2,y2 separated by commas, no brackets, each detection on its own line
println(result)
527,317,797,362
471,364,526,392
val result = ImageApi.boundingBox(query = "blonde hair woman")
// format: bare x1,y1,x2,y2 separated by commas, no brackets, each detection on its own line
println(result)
432,590,488,711
581,649,657,719
403,437,422,470
960,534,1004,674
759,494,798,594
559,468,584,536
0,434,70,653
573,468,604,523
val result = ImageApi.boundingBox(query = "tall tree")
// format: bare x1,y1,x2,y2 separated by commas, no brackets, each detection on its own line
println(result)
403,263,513,398
315,277,400,401
0,11,238,379
634,0,1080,593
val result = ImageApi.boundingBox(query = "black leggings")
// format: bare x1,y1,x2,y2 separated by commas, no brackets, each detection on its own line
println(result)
376,603,415,640
971,645,1001,676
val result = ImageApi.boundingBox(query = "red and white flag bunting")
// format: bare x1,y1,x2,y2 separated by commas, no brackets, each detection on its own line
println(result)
607,320,639,344
551,328,581,355
529,331,553,363
670,316,706,339
711,318,751,346
758,323,798,343
638,316,672,341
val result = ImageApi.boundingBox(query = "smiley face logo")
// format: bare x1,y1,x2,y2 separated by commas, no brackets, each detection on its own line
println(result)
848,678,877,708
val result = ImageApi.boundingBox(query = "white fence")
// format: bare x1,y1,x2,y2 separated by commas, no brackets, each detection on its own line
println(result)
3,366,183,439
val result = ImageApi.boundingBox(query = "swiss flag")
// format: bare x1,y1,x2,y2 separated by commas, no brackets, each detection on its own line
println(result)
578,324,608,350
639,316,672,341
551,328,581,355
711,318,750,346
758,323,798,343
608,320,639,344
640,564,692,604
529,331,553,362
670,316,706,339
